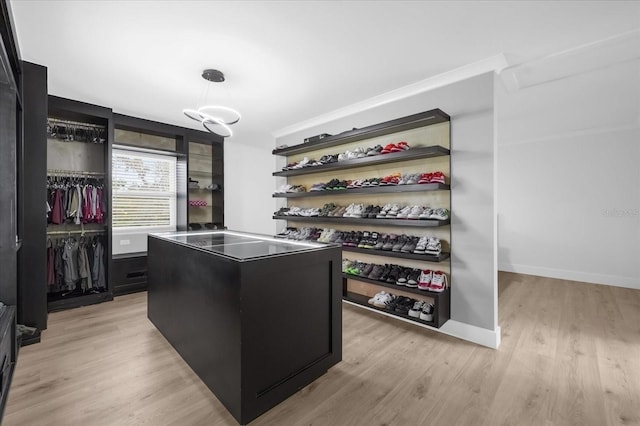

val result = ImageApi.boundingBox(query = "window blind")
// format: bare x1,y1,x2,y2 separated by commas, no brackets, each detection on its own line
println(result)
112,149,176,230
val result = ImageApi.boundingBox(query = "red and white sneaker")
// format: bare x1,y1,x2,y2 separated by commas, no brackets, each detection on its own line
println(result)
417,270,432,290
418,173,433,184
429,271,448,292
430,171,446,184
396,141,410,151
381,143,397,154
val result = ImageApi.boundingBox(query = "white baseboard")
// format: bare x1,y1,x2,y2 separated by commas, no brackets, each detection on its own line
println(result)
439,320,501,349
499,262,640,290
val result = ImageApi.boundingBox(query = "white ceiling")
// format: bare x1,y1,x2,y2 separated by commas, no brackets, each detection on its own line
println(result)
9,0,640,144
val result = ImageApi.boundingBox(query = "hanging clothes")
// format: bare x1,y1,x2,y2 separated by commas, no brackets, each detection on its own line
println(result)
46,234,107,295
46,175,106,225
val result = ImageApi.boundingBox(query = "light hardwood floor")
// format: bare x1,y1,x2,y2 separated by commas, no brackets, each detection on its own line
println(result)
4,272,640,426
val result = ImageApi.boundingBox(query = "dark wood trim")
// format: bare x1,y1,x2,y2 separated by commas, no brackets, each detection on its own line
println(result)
18,61,48,331
47,292,114,313
273,109,450,156
0,0,21,90
48,95,111,123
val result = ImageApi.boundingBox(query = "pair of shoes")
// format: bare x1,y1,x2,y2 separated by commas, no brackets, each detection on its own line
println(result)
368,291,393,308
417,270,448,292
381,141,410,154
310,182,326,191
422,208,449,220
413,236,442,255
418,171,446,184
408,301,435,321
366,145,383,156
379,173,401,185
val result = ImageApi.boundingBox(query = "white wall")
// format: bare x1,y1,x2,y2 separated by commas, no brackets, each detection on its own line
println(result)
224,135,278,235
497,59,640,289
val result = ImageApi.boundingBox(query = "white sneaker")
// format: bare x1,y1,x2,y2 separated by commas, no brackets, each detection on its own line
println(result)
430,208,450,220
418,207,433,219
373,291,393,308
407,205,424,219
425,237,441,255
386,204,401,217
429,271,447,292
377,203,393,218
420,303,434,321
408,301,425,318
343,203,356,217
413,236,429,254
368,291,385,305
418,270,432,290
396,205,413,219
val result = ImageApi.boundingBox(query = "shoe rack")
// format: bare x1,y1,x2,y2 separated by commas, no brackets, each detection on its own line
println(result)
272,109,452,329
188,141,224,229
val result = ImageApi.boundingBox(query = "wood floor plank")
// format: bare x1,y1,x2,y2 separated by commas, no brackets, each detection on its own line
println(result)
4,273,640,426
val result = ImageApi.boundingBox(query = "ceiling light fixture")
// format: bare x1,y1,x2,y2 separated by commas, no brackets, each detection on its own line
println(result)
183,69,241,138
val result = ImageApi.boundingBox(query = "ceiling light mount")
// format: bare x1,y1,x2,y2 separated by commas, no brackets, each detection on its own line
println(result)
202,69,225,83
184,68,240,138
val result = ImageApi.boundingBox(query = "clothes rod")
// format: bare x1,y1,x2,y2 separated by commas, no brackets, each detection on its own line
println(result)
47,169,105,177
46,229,106,236
48,118,106,129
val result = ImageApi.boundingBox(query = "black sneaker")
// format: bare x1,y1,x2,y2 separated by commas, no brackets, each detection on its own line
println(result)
392,235,408,252
365,232,379,249
401,236,419,253
386,265,402,283
374,234,388,250
359,263,374,278
358,231,370,248
368,264,385,280
394,297,414,315
406,268,421,288
368,205,381,218
379,264,393,281
396,267,411,285
382,234,397,251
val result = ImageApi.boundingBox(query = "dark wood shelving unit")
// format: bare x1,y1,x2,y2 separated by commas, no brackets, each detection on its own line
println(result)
273,145,450,177
273,215,449,227
273,182,449,198
342,246,450,262
272,109,450,156
343,291,442,328
274,108,452,329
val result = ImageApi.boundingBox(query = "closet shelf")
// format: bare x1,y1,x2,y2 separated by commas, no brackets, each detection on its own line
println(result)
343,292,438,327
343,275,449,299
47,291,113,313
273,146,450,177
272,109,450,156
273,215,449,228
273,183,449,198
342,246,450,262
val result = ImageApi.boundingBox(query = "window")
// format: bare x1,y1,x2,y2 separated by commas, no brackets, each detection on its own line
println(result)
112,148,177,233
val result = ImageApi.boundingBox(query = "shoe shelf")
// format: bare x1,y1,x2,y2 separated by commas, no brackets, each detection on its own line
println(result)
342,246,450,262
343,291,452,329
272,109,450,156
273,146,450,177
273,183,450,198
273,215,449,227
343,274,449,299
